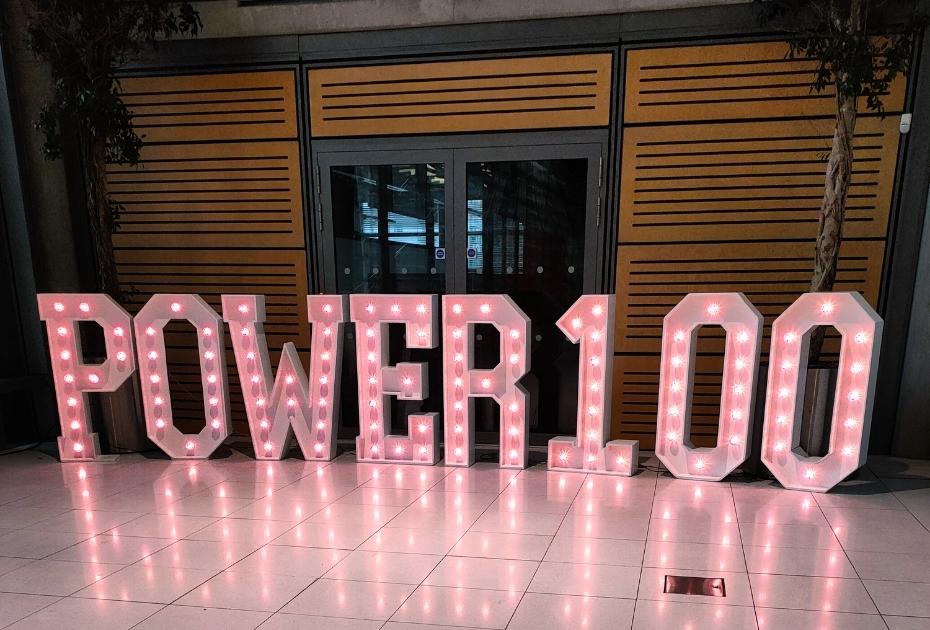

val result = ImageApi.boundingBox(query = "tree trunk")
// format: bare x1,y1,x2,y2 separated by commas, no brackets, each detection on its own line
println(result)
809,88,858,362
81,132,120,299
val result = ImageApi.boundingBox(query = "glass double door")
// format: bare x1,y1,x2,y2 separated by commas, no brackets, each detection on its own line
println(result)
316,140,604,448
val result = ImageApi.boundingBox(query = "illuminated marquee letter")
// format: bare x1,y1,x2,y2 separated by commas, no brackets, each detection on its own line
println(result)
442,295,530,469
656,293,763,481
548,295,639,475
37,294,135,461
223,295,347,460
134,294,230,459
350,295,439,465
761,292,882,492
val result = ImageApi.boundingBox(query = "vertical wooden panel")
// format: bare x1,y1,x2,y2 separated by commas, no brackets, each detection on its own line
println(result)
613,42,903,446
113,70,307,438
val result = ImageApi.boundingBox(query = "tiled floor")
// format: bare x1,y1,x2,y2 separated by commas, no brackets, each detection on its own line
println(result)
0,449,928,629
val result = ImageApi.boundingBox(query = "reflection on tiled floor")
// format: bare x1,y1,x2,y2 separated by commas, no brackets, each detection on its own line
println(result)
0,450,928,629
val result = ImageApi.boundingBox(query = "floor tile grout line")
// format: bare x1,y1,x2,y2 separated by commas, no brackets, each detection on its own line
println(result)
729,476,762,630
813,470,891,628
633,462,662,629
497,465,587,630
381,463,526,628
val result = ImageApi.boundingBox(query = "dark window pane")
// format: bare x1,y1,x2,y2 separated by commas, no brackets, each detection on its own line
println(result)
332,164,445,294
466,159,588,437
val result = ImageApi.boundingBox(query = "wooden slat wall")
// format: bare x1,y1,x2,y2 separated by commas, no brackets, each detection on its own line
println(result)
613,42,904,448
111,70,308,437
308,54,612,137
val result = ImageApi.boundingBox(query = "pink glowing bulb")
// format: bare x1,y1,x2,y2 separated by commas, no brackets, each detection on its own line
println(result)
53,302,64,312
148,350,159,360
841,445,853,456
781,360,793,371
509,449,518,459
402,376,413,386
390,304,401,314
207,374,217,384
559,450,569,462
155,418,165,429
673,330,686,342
260,420,270,429
365,328,375,338
590,381,601,392
73,442,84,452
209,397,218,406
322,303,332,314
154,396,164,405
508,401,519,413
323,327,332,336
668,405,680,417
204,351,215,360
246,351,255,360
57,326,68,336
666,430,679,441
844,418,858,429
116,351,127,362
240,328,250,336
820,301,835,314
669,380,682,393
783,331,798,343
321,352,331,361
250,375,260,384
79,302,90,313
778,387,790,399
850,361,864,374
616,455,627,465
60,350,71,361
318,375,328,385
848,389,861,402
804,469,816,480
731,409,743,420
481,378,491,389
776,414,787,425
509,426,520,436
88,374,100,384
394,445,404,454
256,398,265,407
590,356,601,367
452,328,463,339
509,329,520,339
736,329,750,344
211,419,221,429
70,420,81,430
592,304,604,316
287,398,296,407
63,374,74,383
365,303,375,314
170,302,181,313
418,423,428,433
185,441,195,451
146,326,156,336
588,405,599,416
264,442,273,452
67,397,77,407
728,434,740,445
238,303,249,314
367,376,377,385
452,304,463,315
571,317,583,330
453,352,464,363
854,331,869,344
371,444,380,454
671,355,683,368
150,374,160,384
314,443,323,452
480,303,491,314
695,458,705,469
774,441,785,452
706,303,721,316
732,382,745,396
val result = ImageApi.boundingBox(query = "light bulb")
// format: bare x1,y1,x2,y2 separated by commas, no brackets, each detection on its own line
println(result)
79,302,90,312
480,303,491,314
170,302,181,313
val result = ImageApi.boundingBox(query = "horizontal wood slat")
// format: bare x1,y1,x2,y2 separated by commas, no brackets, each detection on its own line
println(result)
108,141,304,248
614,241,884,355
115,248,310,435
308,54,612,137
624,42,905,123
612,354,738,449
120,70,297,142
619,117,899,242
